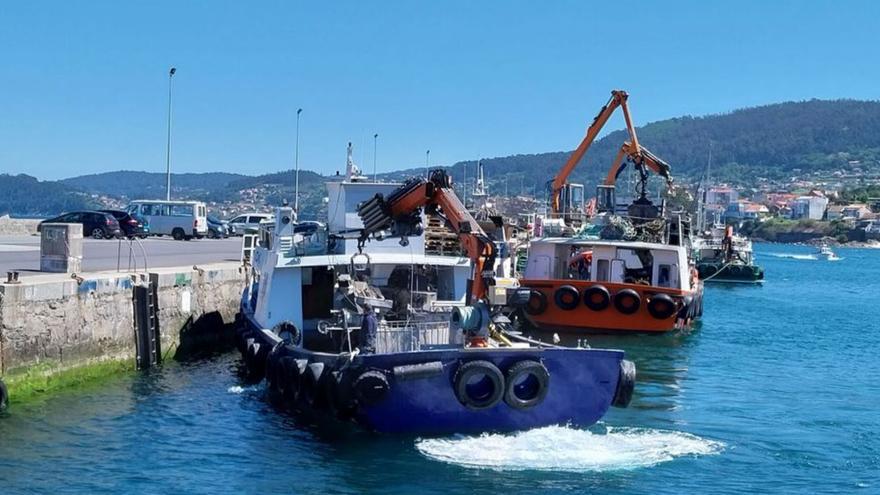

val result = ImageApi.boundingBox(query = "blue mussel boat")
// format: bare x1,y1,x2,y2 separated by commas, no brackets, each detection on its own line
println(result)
234,161,634,435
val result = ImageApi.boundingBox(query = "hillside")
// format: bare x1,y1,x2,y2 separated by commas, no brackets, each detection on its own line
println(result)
7,98,880,217
399,99,880,196
0,174,95,216
61,171,249,200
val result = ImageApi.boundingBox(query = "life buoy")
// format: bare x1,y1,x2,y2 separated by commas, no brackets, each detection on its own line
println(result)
0,378,8,412
583,285,611,311
504,360,550,409
613,289,641,315
647,293,677,320
525,290,548,315
271,321,302,346
353,370,391,406
612,359,636,408
453,360,505,410
554,285,580,311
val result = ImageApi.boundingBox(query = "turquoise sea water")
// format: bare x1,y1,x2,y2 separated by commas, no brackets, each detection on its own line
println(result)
1,243,878,494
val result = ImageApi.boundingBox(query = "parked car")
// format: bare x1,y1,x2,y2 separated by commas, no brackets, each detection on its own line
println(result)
206,215,229,239
99,209,149,238
227,213,274,235
126,200,208,240
38,211,122,239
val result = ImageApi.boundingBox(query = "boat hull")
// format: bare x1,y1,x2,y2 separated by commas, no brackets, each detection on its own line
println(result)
238,312,631,435
521,279,703,334
697,262,764,284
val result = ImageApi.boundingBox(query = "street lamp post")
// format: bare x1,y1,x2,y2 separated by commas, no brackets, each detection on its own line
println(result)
373,133,379,181
165,67,176,201
425,149,430,178
294,108,303,216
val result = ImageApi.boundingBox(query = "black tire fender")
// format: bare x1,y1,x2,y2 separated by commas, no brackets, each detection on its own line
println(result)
554,285,580,311
0,378,8,412
583,284,611,311
353,370,391,406
244,339,268,381
453,360,505,410
613,288,641,315
504,360,550,409
525,290,548,316
301,362,326,408
612,359,636,408
647,293,677,319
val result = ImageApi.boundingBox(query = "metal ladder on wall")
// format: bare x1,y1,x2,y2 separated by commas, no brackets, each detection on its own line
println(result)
133,282,161,370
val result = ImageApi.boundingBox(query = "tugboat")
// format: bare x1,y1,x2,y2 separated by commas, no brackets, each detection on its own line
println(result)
693,224,764,283
234,152,635,434
518,89,703,334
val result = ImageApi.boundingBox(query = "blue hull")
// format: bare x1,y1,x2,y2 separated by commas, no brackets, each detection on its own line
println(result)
238,313,632,435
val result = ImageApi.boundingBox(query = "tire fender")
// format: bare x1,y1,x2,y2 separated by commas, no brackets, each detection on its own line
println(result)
453,360,505,410
504,360,550,409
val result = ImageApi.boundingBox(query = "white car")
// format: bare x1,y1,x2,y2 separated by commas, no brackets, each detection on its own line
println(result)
227,213,274,235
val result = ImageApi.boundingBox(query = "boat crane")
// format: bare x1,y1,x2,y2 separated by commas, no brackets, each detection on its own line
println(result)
357,169,522,346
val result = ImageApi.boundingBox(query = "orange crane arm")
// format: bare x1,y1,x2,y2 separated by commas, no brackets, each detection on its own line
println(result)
357,171,497,302
551,89,638,214
603,141,673,186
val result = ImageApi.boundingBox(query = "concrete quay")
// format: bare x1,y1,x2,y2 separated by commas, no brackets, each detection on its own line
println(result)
0,262,246,406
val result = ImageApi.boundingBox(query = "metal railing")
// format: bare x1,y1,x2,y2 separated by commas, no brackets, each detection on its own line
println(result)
376,320,459,354
116,237,149,273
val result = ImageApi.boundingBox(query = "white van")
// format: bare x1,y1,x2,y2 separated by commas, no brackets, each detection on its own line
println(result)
127,200,208,240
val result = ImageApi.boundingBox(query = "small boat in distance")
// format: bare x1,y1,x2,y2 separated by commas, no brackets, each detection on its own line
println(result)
816,243,840,261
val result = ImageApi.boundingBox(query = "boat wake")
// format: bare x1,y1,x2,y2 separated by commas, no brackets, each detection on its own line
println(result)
415,425,723,472
766,253,817,260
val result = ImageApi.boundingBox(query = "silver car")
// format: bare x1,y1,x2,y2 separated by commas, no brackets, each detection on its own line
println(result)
227,213,274,235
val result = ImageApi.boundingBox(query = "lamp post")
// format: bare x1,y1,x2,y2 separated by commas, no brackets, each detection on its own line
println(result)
425,149,430,178
373,133,379,181
294,108,303,216
165,67,176,201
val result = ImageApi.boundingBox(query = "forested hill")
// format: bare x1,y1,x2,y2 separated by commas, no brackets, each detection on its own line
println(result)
61,171,249,200
387,99,880,194
4,99,880,216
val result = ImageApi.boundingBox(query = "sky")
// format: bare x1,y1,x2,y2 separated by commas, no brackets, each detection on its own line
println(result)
1,0,879,181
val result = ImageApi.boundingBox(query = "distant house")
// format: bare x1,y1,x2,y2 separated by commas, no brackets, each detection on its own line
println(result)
790,195,829,220
826,204,846,221
706,186,738,205
842,204,872,220
724,201,770,222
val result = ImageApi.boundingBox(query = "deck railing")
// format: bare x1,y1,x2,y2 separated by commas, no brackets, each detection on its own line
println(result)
376,320,458,353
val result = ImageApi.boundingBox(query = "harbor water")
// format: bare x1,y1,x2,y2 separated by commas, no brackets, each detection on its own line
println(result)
1,243,877,494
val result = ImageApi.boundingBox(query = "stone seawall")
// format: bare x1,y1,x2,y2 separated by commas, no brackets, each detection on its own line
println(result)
0,216,40,236
0,262,245,397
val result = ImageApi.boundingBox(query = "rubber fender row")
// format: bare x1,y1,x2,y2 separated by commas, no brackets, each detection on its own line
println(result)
453,359,550,411
525,286,679,319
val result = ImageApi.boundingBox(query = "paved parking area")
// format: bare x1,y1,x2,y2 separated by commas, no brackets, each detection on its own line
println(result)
0,235,243,277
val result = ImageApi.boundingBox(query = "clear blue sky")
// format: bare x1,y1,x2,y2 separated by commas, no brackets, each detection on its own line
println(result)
2,0,878,180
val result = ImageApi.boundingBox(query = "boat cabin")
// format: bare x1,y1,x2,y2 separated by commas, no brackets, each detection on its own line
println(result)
523,238,693,292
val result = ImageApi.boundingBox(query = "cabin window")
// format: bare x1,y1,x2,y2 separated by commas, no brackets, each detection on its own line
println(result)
610,259,626,283
658,264,672,287
596,259,610,281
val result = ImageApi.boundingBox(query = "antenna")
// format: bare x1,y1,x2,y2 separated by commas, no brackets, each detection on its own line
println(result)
294,108,303,216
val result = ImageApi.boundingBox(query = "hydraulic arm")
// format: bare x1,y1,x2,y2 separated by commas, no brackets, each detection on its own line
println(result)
550,90,637,215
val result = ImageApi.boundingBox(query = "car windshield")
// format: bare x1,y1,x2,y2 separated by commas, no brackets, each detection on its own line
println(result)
207,215,221,223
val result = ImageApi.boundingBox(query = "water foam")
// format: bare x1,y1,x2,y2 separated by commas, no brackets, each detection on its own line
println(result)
415,425,723,472
227,385,259,394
